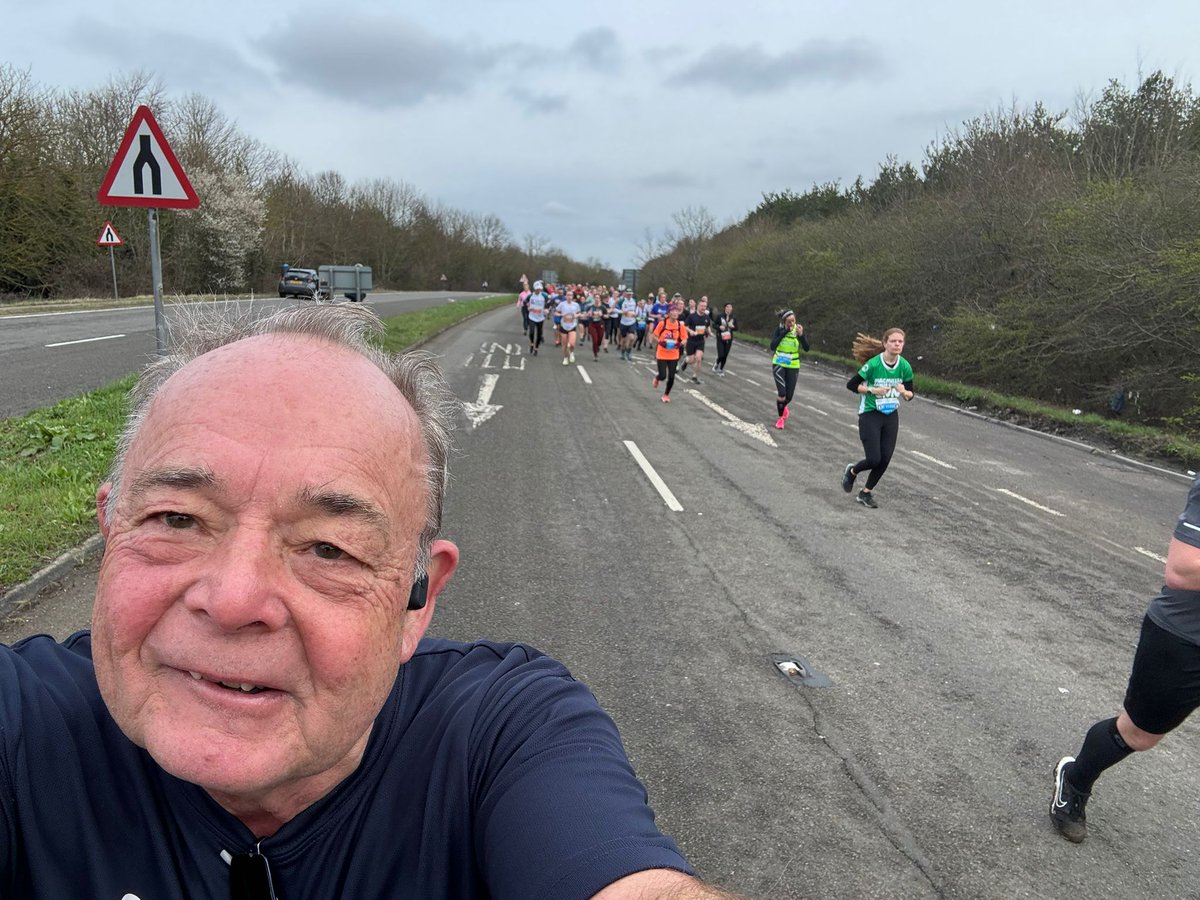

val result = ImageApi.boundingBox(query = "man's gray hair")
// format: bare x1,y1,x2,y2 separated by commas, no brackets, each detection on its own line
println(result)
104,302,459,577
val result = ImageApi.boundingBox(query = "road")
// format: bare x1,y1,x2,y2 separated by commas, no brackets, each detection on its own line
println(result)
3,305,1197,899
0,291,489,418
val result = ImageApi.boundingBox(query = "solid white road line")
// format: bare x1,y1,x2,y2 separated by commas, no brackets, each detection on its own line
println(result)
994,488,1064,517
1134,546,1168,564
44,333,126,347
909,450,956,469
624,440,684,511
577,366,593,384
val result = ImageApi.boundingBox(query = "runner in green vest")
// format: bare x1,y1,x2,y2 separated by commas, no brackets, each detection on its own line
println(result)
769,310,810,430
840,328,915,508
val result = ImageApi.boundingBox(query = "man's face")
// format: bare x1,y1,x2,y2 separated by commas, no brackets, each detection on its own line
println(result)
92,335,456,816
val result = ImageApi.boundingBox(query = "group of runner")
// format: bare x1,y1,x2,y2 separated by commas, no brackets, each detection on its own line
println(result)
516,280,915,508
516,278,1199,849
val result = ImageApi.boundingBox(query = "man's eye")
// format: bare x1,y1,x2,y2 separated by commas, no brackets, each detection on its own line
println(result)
312,542,348,561
161,512,194,529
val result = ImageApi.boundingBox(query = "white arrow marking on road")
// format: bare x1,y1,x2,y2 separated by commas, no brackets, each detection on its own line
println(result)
686,390,778,447
464,374,502,428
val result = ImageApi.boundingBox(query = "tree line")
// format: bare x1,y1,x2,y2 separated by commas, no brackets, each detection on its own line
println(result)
639,72,1200,438
0,67,616,302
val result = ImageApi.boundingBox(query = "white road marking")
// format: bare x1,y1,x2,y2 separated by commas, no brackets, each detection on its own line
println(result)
1134,547,1168,564
994,488,1064,517
463,374,502,428
743,378,763,387
802,404,829,417
464,354,474,367
909,450,956,469
624,440,684,511
45,333,126,347
687,390,778,447
577,365,593,384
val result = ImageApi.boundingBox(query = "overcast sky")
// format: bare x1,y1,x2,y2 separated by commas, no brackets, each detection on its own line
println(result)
9,0,1198,269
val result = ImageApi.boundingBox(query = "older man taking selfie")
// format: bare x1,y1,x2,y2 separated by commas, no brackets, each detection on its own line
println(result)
0,304,742,899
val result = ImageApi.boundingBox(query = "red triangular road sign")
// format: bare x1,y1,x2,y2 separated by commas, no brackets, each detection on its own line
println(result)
96,221,124,246
97,105,199,209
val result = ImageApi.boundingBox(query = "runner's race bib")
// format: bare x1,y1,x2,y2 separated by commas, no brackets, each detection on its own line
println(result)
720,331,731,340
877,388,900,414
664,339,677,350
773,352,793,366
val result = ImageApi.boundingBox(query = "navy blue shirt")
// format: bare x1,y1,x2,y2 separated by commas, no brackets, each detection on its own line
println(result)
0,634,692,898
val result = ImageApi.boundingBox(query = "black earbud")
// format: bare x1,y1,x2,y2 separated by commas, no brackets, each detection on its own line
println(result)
407,574,429,611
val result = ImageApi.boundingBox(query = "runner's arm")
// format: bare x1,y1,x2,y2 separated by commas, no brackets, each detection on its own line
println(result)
1166,537,1200,591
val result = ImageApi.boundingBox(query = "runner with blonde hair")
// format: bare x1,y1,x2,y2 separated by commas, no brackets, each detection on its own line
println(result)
840,328,914,508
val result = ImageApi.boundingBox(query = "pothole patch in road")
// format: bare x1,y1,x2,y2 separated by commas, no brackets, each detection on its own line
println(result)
770,653,831,688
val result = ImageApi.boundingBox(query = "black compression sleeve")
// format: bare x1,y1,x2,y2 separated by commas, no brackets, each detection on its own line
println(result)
800,334,811,352
904,380,914,392
847,373,864,392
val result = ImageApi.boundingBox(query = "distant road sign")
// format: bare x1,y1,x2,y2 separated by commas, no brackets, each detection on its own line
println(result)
96,221,124,246
97,106,199,209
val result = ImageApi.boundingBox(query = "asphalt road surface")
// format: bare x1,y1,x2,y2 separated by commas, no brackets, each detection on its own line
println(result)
0,291,488,418
4,306,1197,899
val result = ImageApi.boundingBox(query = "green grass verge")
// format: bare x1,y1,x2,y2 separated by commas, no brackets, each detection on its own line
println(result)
0,295,513,593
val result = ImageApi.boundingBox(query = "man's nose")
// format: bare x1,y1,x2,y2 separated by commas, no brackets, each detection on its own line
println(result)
184,529,289,631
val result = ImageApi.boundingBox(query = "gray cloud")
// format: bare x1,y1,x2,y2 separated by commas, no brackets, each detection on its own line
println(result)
568,27,623,70
633,171,705,189
542,200,577,218
509,87,569,116
666,39,886,95
64,19,267,95
259,16,495,108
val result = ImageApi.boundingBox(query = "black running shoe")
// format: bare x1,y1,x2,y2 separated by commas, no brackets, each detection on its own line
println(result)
856,490,877,509
1050,757,1089,843
841,464,856,494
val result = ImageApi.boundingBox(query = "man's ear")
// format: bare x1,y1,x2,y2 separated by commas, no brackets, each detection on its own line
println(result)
398,539,460,662
96,483,113,538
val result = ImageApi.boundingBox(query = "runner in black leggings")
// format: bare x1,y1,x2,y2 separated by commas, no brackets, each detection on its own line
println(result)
841,328,914,508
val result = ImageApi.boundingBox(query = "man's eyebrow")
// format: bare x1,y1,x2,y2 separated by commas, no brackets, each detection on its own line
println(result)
126,466,218,498
297,487,389,529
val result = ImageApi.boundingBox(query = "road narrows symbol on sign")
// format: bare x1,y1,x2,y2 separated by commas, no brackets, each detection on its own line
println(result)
97,106,199,208
96,221,123,246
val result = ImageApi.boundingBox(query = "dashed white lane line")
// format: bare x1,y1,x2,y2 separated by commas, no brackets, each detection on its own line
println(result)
802,404,829,417
994,488,1064,517
624,440,684,511
1134,547,1168,564
743,378,763,387
577,365,593,384
45,333,126,347
909,450,956,470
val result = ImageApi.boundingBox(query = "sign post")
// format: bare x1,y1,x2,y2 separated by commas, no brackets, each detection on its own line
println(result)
97,105,199,355
96,221,124,300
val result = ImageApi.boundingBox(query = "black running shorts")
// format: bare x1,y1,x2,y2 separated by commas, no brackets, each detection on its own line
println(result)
685,336,706,355
1124,614,1200,734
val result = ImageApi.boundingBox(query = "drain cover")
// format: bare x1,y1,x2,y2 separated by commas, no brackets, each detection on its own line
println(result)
771,653,831,688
